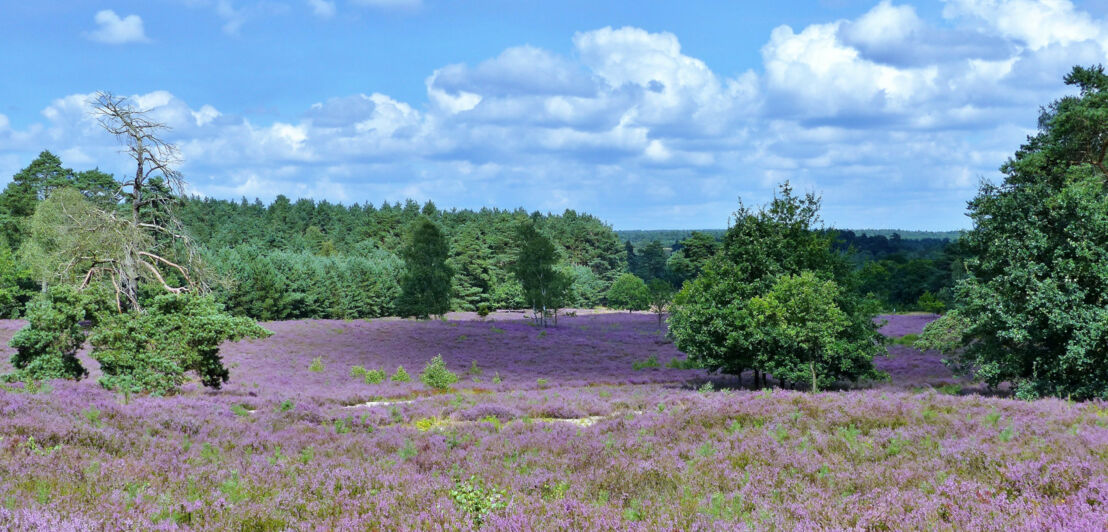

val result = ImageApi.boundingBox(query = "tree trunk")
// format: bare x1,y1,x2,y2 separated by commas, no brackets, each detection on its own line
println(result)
120,249,140,312
810,360,818,392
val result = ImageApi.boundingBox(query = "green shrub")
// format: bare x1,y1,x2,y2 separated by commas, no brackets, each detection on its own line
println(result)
632,355,661,370
350,365,367,378
308,357,324,373
476,303,491,317
363,369,386,384
5,286,90,383
536,378,549,389
90,294,271,395
891,334,920,347
665,357,699,369
391,366,411,382
467,360,483,377
450,476,508,528
420,355,458,391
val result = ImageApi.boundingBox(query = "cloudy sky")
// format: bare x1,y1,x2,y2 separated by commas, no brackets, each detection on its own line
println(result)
1,1,1106,230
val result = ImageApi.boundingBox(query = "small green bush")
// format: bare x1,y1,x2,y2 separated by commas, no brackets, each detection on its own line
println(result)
476,303,491,317
391,366,411,382
308,357,324,373
363,369,386,384
420,355,458,391
536,378,548,389
350,365,367,378
450,476,508,528
665,357,699,369
632,355,661,370
891,333,920,347
467,360,483,377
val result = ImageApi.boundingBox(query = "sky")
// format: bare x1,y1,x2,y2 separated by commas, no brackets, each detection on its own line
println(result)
1,1,1107,230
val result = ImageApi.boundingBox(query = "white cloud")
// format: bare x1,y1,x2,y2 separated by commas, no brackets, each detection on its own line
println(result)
86,10,149,44
306,0,335,18
943,0,1105,50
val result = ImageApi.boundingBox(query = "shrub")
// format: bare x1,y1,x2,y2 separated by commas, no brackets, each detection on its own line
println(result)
350,365,367,378
536,378,549,389
90,294,271,396
420,355,458,391
391,366,411,382
632,355,661,370
467,360,483,377
308,357,324,373
665,357,699,369
5,285,89,383
363,369,386,384
476,303,491,317
450,476,508,528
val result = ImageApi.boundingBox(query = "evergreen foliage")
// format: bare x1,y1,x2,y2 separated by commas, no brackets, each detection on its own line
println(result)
90,294,272,395
398,217,453,319
5,286,90,383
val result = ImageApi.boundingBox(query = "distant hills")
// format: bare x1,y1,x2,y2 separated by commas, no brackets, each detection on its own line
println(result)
615,228,964,247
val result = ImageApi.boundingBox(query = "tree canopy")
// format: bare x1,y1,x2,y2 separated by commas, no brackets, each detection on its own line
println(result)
928,65,1108,400
398,217,453,319
668,183,885,389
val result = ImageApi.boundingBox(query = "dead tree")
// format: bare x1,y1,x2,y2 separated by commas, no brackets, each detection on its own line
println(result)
76,91,207,310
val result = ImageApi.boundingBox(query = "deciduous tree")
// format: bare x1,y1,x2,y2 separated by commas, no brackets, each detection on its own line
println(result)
929,65,1108,400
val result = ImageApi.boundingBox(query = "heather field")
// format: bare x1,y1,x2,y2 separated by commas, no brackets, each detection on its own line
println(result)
2,313,1108,530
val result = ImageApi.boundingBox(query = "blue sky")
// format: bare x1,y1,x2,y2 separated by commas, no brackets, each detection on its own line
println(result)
1,0,1106,229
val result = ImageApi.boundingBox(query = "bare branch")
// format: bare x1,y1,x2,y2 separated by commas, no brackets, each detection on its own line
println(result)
137,251,193,289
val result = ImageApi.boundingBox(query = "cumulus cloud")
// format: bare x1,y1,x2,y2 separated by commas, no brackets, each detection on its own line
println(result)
943,0,1106,50
7,1,1108,229
86,10,149,44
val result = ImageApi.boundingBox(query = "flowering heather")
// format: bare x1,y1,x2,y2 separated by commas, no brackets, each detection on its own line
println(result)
1,311,1106,530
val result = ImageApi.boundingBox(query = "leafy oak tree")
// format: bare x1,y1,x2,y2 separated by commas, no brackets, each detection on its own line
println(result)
668,183,884,389
925,65,1108,400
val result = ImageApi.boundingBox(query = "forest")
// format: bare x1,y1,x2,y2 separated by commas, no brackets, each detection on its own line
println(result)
0,156,962,322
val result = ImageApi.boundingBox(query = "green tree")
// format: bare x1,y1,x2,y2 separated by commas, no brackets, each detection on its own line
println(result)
607,273,649,312
637,240,668,281
646,278,673,328
668,182,884,389
748,272,857,391
4,285,90,383
398,217,453,318
90,294,271,395
511,221,568,327
931,65,1108,400
680,231,720,274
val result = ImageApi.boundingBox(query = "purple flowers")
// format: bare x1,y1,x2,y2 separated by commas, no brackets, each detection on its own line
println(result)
0,312,1105,529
